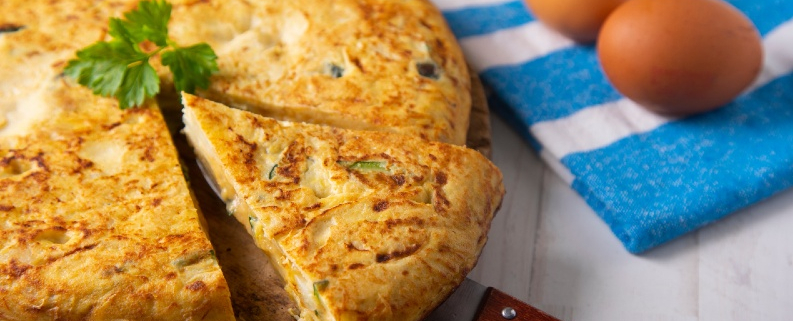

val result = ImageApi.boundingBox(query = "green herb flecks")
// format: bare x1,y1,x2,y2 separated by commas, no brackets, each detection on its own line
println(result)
226,200,236,216
337,160,388,172
172,251,206,267
313,280,329,303
326,63,344,78
63,0,218,109
0,24,24,34
268,164,278,180
179,159,191,182
209,249,216,261
248,215,258,232
416,61,440,79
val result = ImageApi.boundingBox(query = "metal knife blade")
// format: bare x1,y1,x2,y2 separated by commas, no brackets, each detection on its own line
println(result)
425,278,560,321
197,159,223,199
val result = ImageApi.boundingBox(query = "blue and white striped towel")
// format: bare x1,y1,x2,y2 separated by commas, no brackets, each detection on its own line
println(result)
432,0,793,253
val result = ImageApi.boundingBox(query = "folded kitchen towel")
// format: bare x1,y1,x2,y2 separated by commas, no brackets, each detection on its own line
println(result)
432,0,793,253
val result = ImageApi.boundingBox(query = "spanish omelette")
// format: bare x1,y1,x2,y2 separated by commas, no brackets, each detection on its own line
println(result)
2,0,485,318
182,93,505,321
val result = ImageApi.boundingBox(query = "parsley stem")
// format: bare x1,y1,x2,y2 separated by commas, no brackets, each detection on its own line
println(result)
166,39,180,49
126,59,146,68
146,45,168,59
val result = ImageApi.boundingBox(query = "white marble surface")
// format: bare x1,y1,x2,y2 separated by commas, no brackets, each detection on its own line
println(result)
469,115,793,321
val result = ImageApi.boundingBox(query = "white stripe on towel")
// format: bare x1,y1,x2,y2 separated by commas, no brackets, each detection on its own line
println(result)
531,100,674,159
747,19,793,92
460,22,575,72
530,18,793,159
432,0,513,11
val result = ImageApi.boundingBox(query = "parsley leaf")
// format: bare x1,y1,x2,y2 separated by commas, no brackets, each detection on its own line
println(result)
161,43,219,93
118,62,160,109
64,0,217,109
63,40,155,108
108,18,140,45
117,0,172,46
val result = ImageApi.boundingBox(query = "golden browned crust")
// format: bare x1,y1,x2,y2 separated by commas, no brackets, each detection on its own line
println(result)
183,94,504,321
2,0,475,318
0,2,234,320
2,0,470,144
167,0,471,144
2,0,471,145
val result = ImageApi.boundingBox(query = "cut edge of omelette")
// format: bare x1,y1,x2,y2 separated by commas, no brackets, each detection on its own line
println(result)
182,93,505,321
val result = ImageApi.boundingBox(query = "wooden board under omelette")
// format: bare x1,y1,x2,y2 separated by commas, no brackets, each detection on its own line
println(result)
0,3,234,320
182,93,505,321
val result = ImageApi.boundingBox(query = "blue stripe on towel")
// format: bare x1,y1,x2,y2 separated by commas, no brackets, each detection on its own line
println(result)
726,0,793,35
443,1,534,39
470,5,793,125
480,46,621,124
561,72,793,253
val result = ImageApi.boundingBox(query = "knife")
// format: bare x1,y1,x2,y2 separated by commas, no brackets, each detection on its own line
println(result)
425,278,560,321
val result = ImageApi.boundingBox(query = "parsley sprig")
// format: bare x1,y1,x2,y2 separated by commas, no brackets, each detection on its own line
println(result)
64,0,218,109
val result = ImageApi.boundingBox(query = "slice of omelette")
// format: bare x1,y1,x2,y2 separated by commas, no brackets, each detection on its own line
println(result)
182,93,504,321
0,5,234,320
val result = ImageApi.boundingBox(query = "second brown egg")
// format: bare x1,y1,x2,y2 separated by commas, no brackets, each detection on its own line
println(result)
597,0,763,115
524,0,627,44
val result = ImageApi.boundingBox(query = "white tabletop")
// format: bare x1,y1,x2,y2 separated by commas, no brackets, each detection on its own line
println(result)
469,115,793,321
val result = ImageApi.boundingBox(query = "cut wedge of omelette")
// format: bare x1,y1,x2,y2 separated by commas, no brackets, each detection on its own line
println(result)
182,93,505,321
0,4,234,320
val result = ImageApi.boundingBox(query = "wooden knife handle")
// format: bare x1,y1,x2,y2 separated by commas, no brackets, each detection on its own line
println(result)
474,288,560,321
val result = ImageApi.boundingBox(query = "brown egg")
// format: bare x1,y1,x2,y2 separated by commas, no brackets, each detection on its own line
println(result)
597,0,763,115
524,0,628,43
